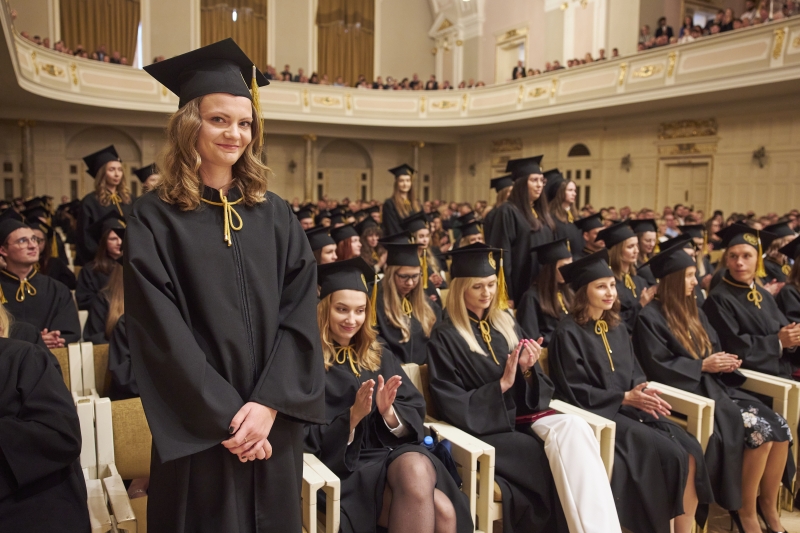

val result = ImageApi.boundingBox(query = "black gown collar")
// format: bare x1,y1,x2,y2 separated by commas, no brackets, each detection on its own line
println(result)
201,184,242,203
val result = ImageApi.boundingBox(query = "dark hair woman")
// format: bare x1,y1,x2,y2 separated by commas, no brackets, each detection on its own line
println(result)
548,250,714,533
83,259,124,345
633,241,793,533
29,219,76,290
355,217,386,271
75,211,124,310
305,258,473,533
381,164,420,236
544,170,584,254
482,174,514,237
629,219,659,287
776,237,800,323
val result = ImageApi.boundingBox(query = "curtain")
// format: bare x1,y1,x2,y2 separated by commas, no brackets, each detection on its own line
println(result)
316,0,374,86
60,0,140,62
201,0,267,71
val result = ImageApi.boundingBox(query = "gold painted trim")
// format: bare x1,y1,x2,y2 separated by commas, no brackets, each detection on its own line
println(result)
658,119,718,140
431,100,458,110
793,35,800,48
31,51,39,75
518,84,524,104
456,40,463,46
461,93,469,112
69,62,78,86
632,64,664,78
40,63,64,77
618,63,627,86
312,96,341,107
345,93,352,111
420,96,426,113
303,89,309,108
438,19,453,32
550,78,558,97
529,87,547,98
667,51,677,77
774,28,787,59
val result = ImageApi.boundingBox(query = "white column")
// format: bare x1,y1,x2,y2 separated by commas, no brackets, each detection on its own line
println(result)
267,0,276,66
141,0,151,67
48,0,60,42
373,0,382,77
454,35,464,84
435,40,444,81
309,0,317,73
303,134,317,201
592,0,608,56
563,5,575,63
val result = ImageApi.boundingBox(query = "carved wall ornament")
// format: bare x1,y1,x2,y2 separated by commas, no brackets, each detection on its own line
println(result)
461,93,469,112
438,19,453,32
303,89,309,108
456,40,463,46
793,35,800,48
431,100,458,110
40,64,64,77
667,51,677,77
69,63,78,86
773,27,787,59
529,87,547,98
491,138,523,153
550,78,558,98
618,63,627,86
518,84,524,104
31,51,39,75
657,119,718,140
632,64,663,78
313,95,341,107
346,93,352,111
419,96,426,113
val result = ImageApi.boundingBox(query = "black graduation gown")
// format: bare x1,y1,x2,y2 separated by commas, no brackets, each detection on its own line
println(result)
777,283,800,324
636,261,658,287
304,342,473,533
76,191,132,265
107,315,139,401
633,301,795,510
763,259,789,284
0,270,81,344
380,199,415,237
41,257,77,291
549,317,713,533
482,205,499,242
75,262,110,311
486,203,554,305
423,261,447,309
123,187,326,533
0,338,89,533
374,283,441,365
515,286,566,347
9,320,49,352
427,315,568,533
616,272,647,334
83,293,109,345
553,217,584,255
703,274,798,378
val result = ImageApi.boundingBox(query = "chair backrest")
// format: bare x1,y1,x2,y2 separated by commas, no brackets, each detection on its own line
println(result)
111,398,152,480
93,344,111,397
401,363,440,420
51,347,70,389
539,348,549,376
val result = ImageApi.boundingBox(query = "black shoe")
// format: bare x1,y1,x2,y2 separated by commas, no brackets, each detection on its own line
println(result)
728,510,745,533
757,500,788,533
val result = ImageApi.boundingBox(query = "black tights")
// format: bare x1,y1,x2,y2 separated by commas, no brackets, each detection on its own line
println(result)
377,452,457,533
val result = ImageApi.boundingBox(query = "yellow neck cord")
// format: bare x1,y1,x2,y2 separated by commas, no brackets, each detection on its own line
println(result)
201,195,243,247
594,319,614,371
567,210,574,223
334,345,361,377
108,192,125,218
401,297,413,316
624,273,638,298
783,264,792,276
1,269,37,302
531,206,539,219
372,250,379,261
557,291,569,315
723,277,762,309
470,317,500,365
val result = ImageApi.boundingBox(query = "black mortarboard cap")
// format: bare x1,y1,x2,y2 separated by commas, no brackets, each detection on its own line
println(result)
330,223,359,243
642,240,697,279
83,145,121,177
315,210,332,225
0,209,27,244
388,164,415,178
506,155,544,179
355,217,378,235
457,211,478,226
659,233,694,251
305,226,335,251
597,221,637,249
559,249,614,291
295,208,313,221
490,174,514,192
318,257,376,299
22,203,50,221
678,224,705,240
532,238,572,265
133,163,157,183
764,222,796,239
716,222,777,250
448,243,502,278
574,213,604,232
778,237,800,260
26,217,53,236
400,211,429,234
89,210,125,242
143,38,268,108
459,220,483,237
354,205,380,218
384,243,421,267
629,219,658,235
379,231,411,245
543,168,565,202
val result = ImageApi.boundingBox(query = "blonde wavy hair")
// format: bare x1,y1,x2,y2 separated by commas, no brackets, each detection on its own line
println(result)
445,276,518,356
155,96,269,211
317,293,382,373
382,265,437,342
94,163,131,206
0,304,12,338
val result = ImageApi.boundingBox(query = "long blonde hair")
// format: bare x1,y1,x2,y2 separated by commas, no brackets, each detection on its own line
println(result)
156,97,269,211
317,293,382,372
102,263,124,340
382,265,437,342
0,304,12,338
446,276,518,356
392,177,420,219
94,164,131,206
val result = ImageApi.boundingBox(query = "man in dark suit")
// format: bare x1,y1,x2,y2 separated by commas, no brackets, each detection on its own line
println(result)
511,60,526,79
655,17,674,39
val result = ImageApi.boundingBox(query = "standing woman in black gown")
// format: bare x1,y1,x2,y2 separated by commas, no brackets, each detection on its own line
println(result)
487,155,555,307
381,164,419,236
776,237,800,323
482,174,514,238
305,258,473,533
127,40,325,533
76,145,132,265
544,170,583,254
549,250,714,533
633,243,793,533
630,218,659,287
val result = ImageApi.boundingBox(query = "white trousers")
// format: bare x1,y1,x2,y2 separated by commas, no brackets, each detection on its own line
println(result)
532,414,621,533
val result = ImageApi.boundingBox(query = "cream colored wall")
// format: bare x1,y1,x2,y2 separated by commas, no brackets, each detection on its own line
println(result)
13,0,52,39
273,0,313,74
147,0,200,60
478,0,545,83
377,0,434,79
607,0,640,56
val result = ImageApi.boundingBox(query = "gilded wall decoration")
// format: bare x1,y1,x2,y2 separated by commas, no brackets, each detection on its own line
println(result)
632,64,663,78
658,119,718,140
491,138,523,153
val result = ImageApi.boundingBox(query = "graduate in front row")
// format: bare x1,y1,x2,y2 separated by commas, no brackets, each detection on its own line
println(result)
776,237,800,323
305,258,473,533
633,242,793,533
703,223,800,379
428,243,619,533
548,250,714,533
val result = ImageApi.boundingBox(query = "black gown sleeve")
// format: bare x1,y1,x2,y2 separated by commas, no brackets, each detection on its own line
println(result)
486,205,517,302
108,315,139,400
83,293,109,345
515,289,542,340
381,200,402,236
76,194,99,265
50,281,81,344
75,264,102,311
777,284,800,324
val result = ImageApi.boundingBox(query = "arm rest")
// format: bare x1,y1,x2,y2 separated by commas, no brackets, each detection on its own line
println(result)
738,369,794,420
549,399,616,479
75,397,98,480
648,382,715,451
302,462,324,533
303,454,341,533
84,469,112,533
100,463,138,532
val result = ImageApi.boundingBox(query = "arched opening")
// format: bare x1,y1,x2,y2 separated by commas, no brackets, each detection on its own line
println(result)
565,143,593,208
567,143,591,157
317,139,372,202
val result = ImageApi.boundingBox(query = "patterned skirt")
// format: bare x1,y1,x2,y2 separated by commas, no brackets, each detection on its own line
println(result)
734,398,793,449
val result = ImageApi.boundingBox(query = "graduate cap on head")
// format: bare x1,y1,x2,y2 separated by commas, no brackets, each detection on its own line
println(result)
330,223,359,244
543,168,565,202
354,205,380,220
384,243,421,267
317,257,376,299
505,155,544,179
532,238,572,265
457,211,478,226
778,237,800,260
490,174,514,192
642,240,697,279
388,164,415,178
763,222,796,239
0,209,27,244
597,221,637,249
716,222,777,278
314,210,332,225
459,220,483,237
83,145,121,177
678,224,706,240
295,208,313,221
21,202,50,222
378,231,412,245
355,216,378,235
574,213,604,232
447,243,502,279
26,217,53,236
659,233,693,251
400,211,430,234
629,219,658,235
143,38,269,109
89,210,125,242
305,226,335,251
329,208,345,226
133,163,157,183
559,249,614,291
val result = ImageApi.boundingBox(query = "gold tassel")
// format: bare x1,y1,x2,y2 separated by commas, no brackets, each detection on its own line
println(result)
369,279,378,327
755,230,767,278
251,65,263,150
0,285,6,304
497,251,509,310
421,248,428,289
51,234,59,258
783,264,792,276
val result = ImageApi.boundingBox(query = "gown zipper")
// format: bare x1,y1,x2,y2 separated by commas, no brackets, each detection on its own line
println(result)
231,231,258,385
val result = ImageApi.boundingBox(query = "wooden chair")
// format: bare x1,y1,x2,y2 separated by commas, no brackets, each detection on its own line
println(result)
74,397,112,532
303,454,341,533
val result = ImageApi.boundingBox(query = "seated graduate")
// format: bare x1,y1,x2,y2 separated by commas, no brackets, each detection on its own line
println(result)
400,212,447,306
596,221,656,333
761,221,797,284
305,258,472,533
455,219,484,248
548,250,714,533
776,237,800,323
75,210,124,310
306,226,338,265
543,169,584,254
332,223,363,262
516,238,573,347
355,215,387,272
0,303,48,350
83,256,123,345
29,218,76,290
133,162,161,193
630,218,659,287
376,243,440,365
427,243,619,533
295,205,315,230
633,242,793,533
571,213,605,260
0,218,80,349
0,325,89,532
703,223,800,378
